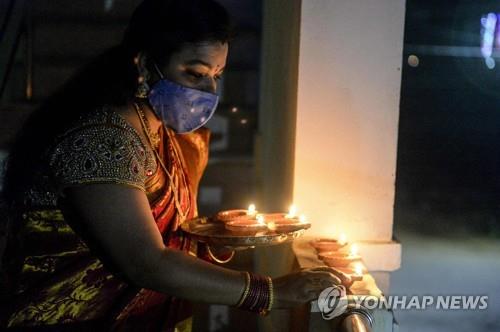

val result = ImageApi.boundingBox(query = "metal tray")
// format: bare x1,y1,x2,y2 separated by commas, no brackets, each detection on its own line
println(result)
180,217,311,248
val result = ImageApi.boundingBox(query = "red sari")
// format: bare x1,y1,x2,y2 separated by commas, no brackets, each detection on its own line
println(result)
1,109,210,331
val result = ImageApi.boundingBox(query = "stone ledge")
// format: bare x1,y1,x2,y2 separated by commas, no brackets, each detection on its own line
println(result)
293,236,401,272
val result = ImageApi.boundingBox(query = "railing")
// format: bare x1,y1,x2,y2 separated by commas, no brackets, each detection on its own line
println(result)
0,0,31,101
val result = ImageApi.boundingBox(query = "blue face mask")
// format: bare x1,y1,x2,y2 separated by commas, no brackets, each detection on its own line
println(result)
148,64,219,134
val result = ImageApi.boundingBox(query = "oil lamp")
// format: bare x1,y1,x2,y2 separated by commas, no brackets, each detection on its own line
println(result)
264,204,298,221
335,264,364,282
266,214,310,233
310,233,348,253
216,204,258,223
224,213,268,234
264,205,310,232
319,243,362,267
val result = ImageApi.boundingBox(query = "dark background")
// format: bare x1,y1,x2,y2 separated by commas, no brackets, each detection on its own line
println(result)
393,5,500,328
395,0,500,237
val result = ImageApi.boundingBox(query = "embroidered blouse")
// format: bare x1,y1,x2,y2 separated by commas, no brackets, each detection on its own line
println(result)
1,105,210,331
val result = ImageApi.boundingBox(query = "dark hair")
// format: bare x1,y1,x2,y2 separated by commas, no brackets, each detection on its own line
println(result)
3,0,234,208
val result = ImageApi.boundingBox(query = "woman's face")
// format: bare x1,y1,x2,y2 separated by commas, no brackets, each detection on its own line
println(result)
159,41,228,94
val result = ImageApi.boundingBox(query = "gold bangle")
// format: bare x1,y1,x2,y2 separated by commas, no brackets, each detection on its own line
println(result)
206,244,235,264
267,276,274,312
236,272,251,307
258,276,274,316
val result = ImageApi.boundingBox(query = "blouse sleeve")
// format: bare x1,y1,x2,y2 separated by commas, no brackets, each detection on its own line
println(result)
48,110,157,192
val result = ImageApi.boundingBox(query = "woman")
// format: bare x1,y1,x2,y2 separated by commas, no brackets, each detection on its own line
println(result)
0,0,348,330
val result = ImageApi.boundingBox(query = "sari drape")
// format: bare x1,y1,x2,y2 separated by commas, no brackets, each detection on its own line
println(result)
0,109,211,332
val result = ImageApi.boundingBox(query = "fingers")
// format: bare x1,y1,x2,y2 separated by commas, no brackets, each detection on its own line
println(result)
304,279,340,302
304,266,352,285
328,268,352,285
305,289,324,302
298,273,339,303
305,271,342,287
302,266,334,272
273,269,349,307
306,266,333,271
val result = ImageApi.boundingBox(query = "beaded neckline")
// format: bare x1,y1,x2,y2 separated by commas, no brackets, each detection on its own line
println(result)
133,102,191,224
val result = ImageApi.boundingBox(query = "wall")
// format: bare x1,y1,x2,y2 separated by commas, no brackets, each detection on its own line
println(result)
293,0,406,241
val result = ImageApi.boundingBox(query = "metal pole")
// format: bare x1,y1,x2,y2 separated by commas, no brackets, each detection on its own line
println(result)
339,306,374,332
25,0,33,101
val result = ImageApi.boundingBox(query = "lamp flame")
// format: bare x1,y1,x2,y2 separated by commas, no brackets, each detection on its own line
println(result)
350,244,358,256
267,221,276,231
299,214,307,223
247,204,256,216
286,204,298,218
354,263,363,276
339,233,347,246
256,214,265,224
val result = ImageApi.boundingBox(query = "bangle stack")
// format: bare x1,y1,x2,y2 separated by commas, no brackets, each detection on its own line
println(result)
236,272,274,315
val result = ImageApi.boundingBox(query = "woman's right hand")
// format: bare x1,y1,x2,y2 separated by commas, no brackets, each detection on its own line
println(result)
272,266,351,309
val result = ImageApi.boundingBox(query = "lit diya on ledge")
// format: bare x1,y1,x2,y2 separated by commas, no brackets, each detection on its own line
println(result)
320,243,362,268
335,262,365,282
216,204,257,223
311,233,348,253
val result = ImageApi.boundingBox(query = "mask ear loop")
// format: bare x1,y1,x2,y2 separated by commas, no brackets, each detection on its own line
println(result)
153,63,165,79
